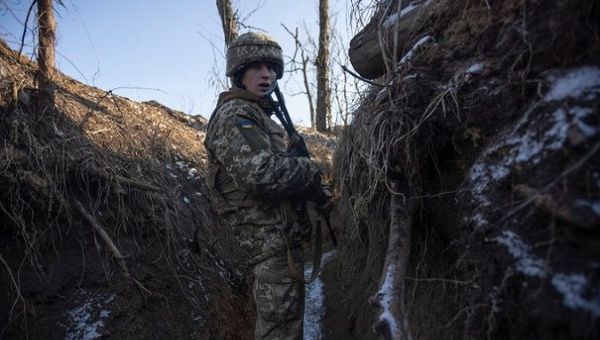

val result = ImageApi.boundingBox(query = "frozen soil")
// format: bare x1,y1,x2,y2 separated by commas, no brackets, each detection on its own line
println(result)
331,0,600,339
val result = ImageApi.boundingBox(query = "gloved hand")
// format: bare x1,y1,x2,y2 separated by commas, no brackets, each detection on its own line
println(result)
315,185,334,217
286,132,310,158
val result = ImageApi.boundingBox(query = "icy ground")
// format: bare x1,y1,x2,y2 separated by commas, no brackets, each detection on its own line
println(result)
304,250,337,340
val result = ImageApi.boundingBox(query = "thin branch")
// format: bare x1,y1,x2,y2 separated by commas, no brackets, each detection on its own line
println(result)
18,0,38,58
342,65,388,87
0,251,26,320
74,199,152,295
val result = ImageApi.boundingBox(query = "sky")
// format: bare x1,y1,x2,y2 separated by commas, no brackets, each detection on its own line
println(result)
0,0,353,126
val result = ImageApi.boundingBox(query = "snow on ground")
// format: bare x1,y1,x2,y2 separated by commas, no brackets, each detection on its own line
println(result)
495,230,600,317
63,291,116,340
304,250,336,340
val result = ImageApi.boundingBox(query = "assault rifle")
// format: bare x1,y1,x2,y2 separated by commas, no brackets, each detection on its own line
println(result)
272,85,337,247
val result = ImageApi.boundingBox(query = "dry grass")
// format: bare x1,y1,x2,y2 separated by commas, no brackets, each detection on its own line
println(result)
0,39,244,336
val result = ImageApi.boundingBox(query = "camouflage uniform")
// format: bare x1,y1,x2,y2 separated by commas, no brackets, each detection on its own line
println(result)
205,85,322,339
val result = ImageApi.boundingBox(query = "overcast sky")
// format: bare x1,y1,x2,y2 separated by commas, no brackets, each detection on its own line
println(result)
1,0,352,126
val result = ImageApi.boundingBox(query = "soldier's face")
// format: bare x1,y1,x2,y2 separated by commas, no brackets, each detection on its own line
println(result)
242,62,277,97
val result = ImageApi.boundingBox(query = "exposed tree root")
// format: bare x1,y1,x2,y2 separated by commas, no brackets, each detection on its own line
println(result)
0,252,25,321
513,184,596,229
370,180,415,340
73,198,152,295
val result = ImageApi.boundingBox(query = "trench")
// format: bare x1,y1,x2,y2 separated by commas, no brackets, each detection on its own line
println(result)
304,250,337,339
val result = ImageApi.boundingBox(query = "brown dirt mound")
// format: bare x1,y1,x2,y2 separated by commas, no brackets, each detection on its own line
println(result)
0,40,254,339
329,0,600,339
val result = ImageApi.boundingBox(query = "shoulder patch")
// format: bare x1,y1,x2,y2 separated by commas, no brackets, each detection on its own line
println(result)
237,118,257,129
235,116,269,152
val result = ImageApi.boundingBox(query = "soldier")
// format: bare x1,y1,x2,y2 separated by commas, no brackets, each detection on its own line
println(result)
204,32,333,339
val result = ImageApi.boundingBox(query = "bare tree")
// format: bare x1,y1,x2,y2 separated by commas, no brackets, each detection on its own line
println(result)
282,24,316,128
37,0,56,100
216,0,238,47
315,0,331,132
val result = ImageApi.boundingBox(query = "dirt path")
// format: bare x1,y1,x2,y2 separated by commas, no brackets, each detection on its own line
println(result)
304,250,337,339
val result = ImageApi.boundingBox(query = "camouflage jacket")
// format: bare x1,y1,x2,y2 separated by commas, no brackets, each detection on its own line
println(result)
204,88,322,265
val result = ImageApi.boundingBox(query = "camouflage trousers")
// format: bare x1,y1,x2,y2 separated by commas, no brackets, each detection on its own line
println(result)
253,249,304,340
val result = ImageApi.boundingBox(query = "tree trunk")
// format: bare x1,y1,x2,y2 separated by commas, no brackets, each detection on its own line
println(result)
315,0,331,132
37,0,56,100
348,0,431,79
216,0,238,47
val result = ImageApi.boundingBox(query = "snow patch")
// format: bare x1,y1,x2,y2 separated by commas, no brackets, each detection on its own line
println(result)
472,212,489,227
187,167,198,180
552,274,600,317
466,79,599,211
375,264,399,335
468,162,502,207
183,196,190,204
398,36,433,67
383,1,430,28
496,231,600,316
576,199,600,216
304,250,336,340
571,106,598,138
544,66,600,102
495,231,546,278
466,63,484,74
64,292,115,340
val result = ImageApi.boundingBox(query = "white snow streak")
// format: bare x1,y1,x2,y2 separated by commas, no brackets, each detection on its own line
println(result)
543,66,600,102
552,274,600,317
383,1,428,28
304,250,336,340
570,106,598,138
496,230,600,316
494,231,545,278
375,264,399,335
398,36,433,66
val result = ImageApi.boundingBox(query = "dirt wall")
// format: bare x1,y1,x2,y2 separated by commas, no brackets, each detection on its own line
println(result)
0,40,253,339
330,0,600,339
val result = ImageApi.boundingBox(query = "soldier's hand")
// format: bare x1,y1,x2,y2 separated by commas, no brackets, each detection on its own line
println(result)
316,197,335,217
315,185,334,217
286,132,310,158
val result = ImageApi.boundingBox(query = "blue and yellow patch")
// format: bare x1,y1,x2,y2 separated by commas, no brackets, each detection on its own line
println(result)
237,118,257,129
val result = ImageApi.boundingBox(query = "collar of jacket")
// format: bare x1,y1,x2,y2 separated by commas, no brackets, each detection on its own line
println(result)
217,88,279,115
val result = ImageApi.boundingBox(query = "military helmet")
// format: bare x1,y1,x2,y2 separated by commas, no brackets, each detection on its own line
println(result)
226,32,284,79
